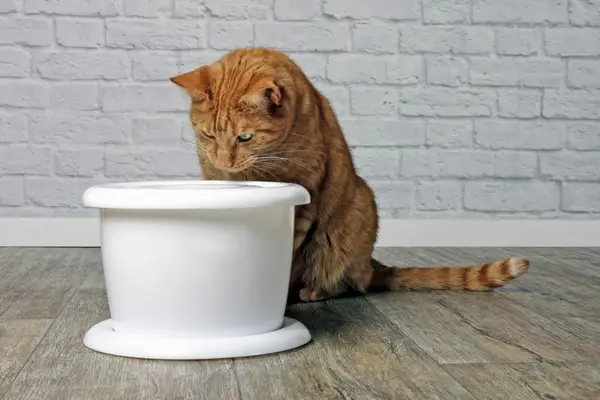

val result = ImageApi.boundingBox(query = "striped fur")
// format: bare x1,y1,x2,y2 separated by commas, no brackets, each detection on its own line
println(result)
171,48,531,303
370,257,530,292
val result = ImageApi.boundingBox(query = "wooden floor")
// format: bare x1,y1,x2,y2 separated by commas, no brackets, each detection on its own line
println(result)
1,248,600,399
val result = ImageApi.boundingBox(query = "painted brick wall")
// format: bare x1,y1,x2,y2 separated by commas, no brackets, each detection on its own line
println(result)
0,0,599,218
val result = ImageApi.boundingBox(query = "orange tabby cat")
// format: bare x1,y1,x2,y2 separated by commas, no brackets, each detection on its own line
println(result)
170,48,529,302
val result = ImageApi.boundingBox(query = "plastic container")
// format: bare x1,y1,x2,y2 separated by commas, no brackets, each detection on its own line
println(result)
81,180,312,360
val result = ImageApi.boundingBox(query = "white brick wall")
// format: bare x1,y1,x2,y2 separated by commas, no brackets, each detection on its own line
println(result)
0,0,599,219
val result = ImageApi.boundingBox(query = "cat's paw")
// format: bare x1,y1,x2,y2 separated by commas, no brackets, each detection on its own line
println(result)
299,287,330,302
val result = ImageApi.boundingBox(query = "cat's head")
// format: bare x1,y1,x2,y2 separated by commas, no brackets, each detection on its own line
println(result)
170,49,298,173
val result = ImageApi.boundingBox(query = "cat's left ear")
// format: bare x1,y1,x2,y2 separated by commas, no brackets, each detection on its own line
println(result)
242,79,283,111
262,83,282,106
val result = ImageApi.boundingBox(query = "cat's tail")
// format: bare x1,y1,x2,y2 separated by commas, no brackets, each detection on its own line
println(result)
370,257,529,291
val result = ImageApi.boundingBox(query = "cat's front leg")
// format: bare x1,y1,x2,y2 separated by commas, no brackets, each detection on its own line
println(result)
292,205,316,254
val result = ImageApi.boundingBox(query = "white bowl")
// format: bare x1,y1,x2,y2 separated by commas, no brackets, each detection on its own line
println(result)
81,180,312,360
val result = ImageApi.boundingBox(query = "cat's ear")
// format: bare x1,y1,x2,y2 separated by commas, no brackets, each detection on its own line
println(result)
170,67,211,100
241,78,283,112
262,83,282,106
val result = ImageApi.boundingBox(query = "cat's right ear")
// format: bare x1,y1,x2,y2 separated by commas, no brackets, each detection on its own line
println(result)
170,67,211,100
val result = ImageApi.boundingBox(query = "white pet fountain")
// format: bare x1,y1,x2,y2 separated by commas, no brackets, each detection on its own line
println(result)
82,180,312,360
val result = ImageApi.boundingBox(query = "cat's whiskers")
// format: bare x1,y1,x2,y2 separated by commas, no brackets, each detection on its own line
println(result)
250,167,268,181
253,159,280,172
251,164,280,182
254,155,315,174
260,149,328,158
181,139,211,154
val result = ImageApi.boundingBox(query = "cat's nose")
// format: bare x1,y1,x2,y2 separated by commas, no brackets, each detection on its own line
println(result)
215,151,234,170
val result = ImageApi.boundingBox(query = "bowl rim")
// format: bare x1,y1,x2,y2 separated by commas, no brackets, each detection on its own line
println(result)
82,180,311,210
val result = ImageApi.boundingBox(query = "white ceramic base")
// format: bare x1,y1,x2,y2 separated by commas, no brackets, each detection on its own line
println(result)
83,317,311,360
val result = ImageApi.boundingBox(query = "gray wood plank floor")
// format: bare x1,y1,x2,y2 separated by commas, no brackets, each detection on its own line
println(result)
1,247,599,400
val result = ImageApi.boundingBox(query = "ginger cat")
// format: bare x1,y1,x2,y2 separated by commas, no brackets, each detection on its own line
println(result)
170,48,529,302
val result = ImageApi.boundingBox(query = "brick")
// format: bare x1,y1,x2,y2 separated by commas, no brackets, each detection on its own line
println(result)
102,84,189,112
416,181,461,211
369,181,414,210
174,0,204,17
288,54,326,80
426,120,472,147
352,148,400,179
470,59,564,88
25,177,101,207
495,28,541,56
567,122,600,150
132,52,179,81
124,0,171,16
132,117,184,143
205,0,271,19
563,183,600,212
105,148,201,177
56,18,104,48
0,0,16,13
545,28,600,56
540,153,600,180
465,182,559,212
401,150,494,178
340,119,424,146
0,80,50,108
475,120,566,150
400,88,495,117
107,20,205,50
35,51,128,80
313,83,349,115
568,60,600,88
30,113,130,144
570,0,600,26
179,51,226,71
55,148,103,177
0,18,51,46
327,55,387,84
0,112,28,142
473,0,568,23
352,23,397,53
274,0,320,20
324,0,419,20
423,0,469,24
426,56,467,87
24,0,119,16
255,22,349,52
0,48,30,77
49,82,99,110
385,56,423,85
400,26,494,54
0,177,24,206
543,90,600,119
0,145,52,175
497,89,542,119
209,21,254,50
493,152,537,178
351,87,399,116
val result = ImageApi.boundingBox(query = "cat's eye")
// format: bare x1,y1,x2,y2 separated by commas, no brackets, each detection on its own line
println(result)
236,133,253,143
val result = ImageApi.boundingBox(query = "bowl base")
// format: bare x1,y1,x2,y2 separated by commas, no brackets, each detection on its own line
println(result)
83,317,311,360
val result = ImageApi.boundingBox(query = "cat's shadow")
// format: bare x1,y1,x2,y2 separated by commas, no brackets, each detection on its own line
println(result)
284,290,368,341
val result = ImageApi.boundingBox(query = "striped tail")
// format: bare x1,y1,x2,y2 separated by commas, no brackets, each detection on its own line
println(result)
370,257,530,291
